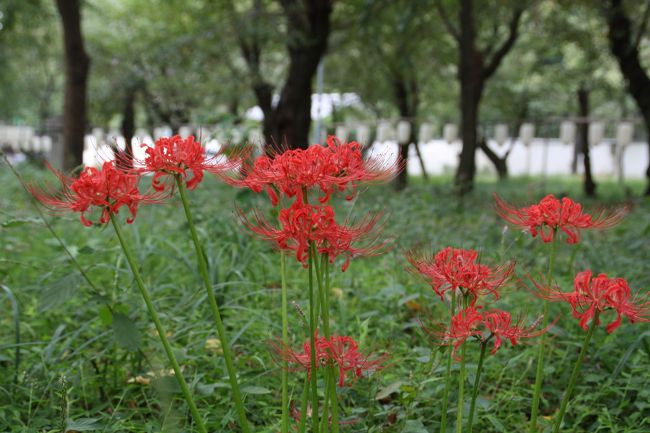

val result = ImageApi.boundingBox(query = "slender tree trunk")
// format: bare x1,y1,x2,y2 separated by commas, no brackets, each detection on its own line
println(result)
457,91,481,193
605,0,650,195
55,0,90,171
392,74,419,190
436,0,522,194
120,88,136,169
578,87,597,196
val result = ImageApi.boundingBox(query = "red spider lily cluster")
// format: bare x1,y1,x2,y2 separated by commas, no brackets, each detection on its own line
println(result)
274,333,385,387
409,247,543,357
436,307,547,359
29,135,240,225
537,270,649,333
29,160,162,226
239,135,397,271
497,193,647,334
494,193,627,244
406,247,513,304
241,200,384,270
135,135,239,191
239,136,396,205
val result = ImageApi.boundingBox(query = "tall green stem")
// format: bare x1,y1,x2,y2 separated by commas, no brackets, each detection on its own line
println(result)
176,178,250,433
298,374,310,433
456,295,469,433
109,215,207,433
323,258,340,433
320,374,331,433
441,289,458,433
467,341,488,433
308,242,320,433
529,236,557,433
552,312,599,433
281,252,289,433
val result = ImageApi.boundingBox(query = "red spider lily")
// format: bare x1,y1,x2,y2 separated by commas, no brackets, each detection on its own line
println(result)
132,135,240,191
440,306,483,358
406,247,513,305
240,199,385,271
481,309,547,355
29,161,161,227
538,270,649,333
434,307,547,359
272,333,385,387
494,193,627,244
238,135,398,205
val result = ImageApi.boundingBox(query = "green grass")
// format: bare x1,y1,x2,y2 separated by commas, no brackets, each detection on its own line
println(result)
1,162,649,432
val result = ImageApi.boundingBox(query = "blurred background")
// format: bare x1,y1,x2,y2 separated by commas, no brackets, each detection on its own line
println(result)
1,0,649,195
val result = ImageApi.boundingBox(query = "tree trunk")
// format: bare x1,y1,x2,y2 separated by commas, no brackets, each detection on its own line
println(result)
55,0,90,171
605,0,650,195
119,88,136,169
436,0,522,194
392,73,418,190
578,87,597,196
272,46,324,150
244,0,332,152
455,0,483,194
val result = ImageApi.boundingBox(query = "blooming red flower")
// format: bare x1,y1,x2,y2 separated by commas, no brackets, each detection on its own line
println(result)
541,270,649,333
481,309,547,355
440,306,484,358
135,135,239,191
494,193,627,244
435,307,547,359
240,199,384,271
406,247,513,305
239,135,398,205
273,332,385,387
29,161,160,227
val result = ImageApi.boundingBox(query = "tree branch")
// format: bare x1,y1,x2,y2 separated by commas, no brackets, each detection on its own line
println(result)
434,0,460,42
483,7,524,80
634,0,650,50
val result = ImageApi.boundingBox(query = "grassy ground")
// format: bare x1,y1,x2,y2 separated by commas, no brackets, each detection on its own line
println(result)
1,161,649,432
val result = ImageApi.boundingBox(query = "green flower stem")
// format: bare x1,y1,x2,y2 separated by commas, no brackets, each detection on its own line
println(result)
298,374,310,433
308,242,320,433
529,236,557,433
312,244,337,433
312,245,328,337
456,294,470,433
175,177,250,433
440,289,458,433
320,373,331,433
281,252,289,433
467,341,488,433
324,259,340,433
109,215,207,433
552,311,599,433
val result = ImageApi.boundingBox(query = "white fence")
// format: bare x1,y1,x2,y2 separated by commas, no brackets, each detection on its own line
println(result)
1,122,648,179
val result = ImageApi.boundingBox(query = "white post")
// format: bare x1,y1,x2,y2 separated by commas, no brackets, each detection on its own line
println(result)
443,123,458,144
312,60,325,144
519,123,535,175
615,122,633,183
